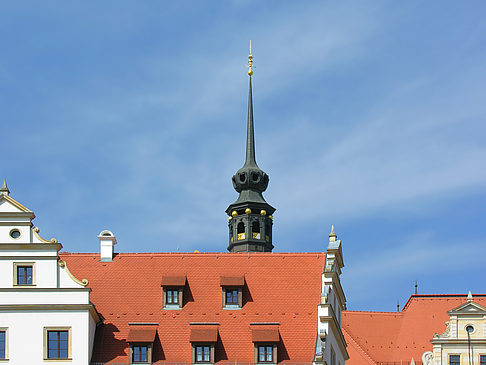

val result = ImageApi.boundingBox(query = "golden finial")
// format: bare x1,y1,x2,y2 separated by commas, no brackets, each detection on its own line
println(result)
248,40,253,76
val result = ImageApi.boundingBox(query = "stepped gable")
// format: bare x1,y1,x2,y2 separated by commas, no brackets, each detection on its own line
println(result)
343,294,486,364
61,252,325,364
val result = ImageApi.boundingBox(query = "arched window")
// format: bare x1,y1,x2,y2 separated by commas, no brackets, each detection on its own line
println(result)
237,222,245,240
252,221,261,239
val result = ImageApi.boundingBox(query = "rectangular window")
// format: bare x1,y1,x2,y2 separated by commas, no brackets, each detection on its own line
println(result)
132,345,148,363
480,355,486,365
258,345,273,363
226,289,238,305
196,345,210,363
17,265,33,285
222,287,242,308
167,289,179,305
0,330,5,359
47,330,69,359
449,355,460,365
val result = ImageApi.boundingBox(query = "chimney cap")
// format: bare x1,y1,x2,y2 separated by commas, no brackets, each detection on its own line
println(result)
98,230,117,244
99,230,114,237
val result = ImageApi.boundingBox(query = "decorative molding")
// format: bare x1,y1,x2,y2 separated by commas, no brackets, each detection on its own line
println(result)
58,260,88,287
422,351,433,365
0,287,90,292
33,227,58,244
0,304,92,311
0,244,61,251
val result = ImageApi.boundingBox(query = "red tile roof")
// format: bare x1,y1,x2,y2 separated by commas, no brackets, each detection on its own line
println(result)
127,326,157,342
343,294,486,364
161,275,186,286
220,276,245,286
251,324,280,342
61,252,325,364
190,325,219,342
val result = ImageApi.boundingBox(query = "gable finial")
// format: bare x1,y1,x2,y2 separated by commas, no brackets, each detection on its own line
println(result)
467,290,473,302
329,225,337,242
248,40,253,76
0,179,10,195
415,280,418,295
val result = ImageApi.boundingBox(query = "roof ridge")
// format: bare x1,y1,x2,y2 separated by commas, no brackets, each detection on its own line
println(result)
60,252,326,257
344,310,403,315
401,293,486,312
342,327,376,365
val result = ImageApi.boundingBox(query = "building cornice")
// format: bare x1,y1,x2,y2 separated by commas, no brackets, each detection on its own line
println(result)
0,287,91,292
0,243,61,250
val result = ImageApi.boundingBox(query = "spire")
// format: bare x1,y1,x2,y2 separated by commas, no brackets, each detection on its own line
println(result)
467,290,473,302
0,179,10,195
245,75,257,167
226,44,275,253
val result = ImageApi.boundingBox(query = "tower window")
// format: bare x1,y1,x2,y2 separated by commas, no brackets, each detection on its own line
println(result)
252,221,261,239
237,222,245,240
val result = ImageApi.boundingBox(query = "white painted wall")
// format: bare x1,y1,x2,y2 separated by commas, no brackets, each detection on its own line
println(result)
0,190,98,364
0,311,91,365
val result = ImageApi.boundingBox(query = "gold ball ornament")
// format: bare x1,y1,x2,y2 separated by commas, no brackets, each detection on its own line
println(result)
231,211,238,217
260,210,266,216
245,208,252,214
269,215,273,220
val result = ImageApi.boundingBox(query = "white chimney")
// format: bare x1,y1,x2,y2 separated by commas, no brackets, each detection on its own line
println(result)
98,230,117,262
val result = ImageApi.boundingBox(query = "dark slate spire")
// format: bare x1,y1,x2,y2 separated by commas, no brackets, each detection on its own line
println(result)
226,44,275,253
245,77,256,165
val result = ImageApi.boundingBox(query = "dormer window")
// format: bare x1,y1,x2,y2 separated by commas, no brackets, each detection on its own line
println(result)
220,276,244,309
251,324,279,364
127,324,157,364
13,262,35,286
161,276,186,309
190,324,218,364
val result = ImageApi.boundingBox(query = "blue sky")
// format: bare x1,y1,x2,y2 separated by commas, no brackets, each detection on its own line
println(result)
1,1,485,311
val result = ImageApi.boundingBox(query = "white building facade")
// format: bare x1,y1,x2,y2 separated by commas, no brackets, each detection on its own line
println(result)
0,181,99,365
314,226,349,365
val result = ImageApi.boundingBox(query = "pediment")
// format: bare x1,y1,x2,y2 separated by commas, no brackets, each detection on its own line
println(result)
448,301,486,315
0,194,33,214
